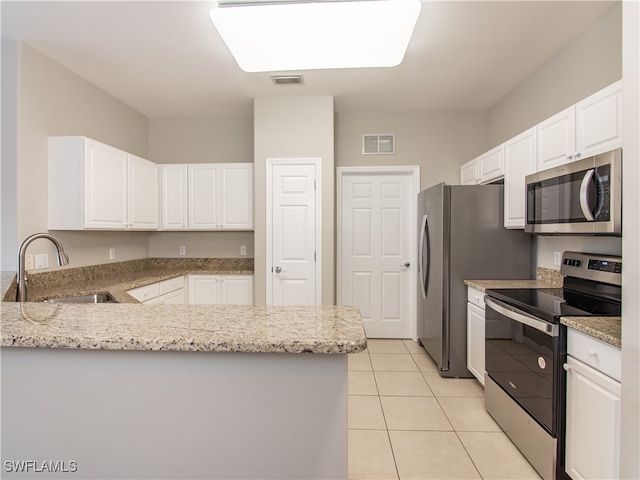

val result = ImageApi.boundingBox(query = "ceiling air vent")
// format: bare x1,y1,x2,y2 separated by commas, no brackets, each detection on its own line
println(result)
271,74,304,85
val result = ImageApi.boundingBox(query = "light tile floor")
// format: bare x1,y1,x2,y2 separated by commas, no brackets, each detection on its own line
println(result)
348,339,542,480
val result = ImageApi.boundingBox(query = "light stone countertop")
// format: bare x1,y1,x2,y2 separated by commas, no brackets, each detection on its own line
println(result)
560,316,621,348
1,258,367,354
1,302,366,353
2,258,255,304
464,269,621,348
464,279,559,292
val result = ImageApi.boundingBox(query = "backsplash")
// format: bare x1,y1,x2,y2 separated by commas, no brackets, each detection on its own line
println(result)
536,267,563,287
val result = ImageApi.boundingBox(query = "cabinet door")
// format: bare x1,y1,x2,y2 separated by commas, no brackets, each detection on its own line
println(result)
478,145,504,184
536,106,576,171
188,164,219,229
159,289,185,305
576,80,623,158
220,164,253,229
161,165,188,229
504,128,537,229
565,356,621,480
460,158,479,185
220,275,254,305
128,154,159,230
466,302,485,386
84,139,128,229
188,275,220,304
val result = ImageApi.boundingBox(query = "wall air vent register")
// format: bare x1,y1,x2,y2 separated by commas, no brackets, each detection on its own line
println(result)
362,134,395,155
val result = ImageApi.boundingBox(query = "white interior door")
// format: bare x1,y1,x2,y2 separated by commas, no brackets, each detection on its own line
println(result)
339,168,418,339
268,161,320,305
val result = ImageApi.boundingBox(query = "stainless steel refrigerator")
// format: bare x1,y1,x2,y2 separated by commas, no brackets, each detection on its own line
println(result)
418,183,531,378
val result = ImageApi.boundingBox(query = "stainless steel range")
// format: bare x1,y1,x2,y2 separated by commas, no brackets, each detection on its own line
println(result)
483,251,622,480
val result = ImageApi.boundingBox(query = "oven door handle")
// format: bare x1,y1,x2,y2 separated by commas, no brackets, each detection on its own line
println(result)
484,296,559,337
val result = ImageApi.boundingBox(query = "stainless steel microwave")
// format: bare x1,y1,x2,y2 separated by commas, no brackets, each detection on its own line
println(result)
525,149,622,235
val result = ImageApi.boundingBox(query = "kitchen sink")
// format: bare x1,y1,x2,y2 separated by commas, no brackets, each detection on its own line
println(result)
44,293,118,304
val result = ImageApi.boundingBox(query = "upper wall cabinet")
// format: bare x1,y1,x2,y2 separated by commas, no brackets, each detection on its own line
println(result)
161,163,253,230
537,80,622,171
460,158,479,185
575,80,623,158
48,136,158,230
503,128,537,229
460,146,505,185
477,145,504,184
161,165,189,229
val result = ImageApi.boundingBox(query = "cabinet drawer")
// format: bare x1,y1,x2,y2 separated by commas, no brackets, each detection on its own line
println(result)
159,276,185,295
467,287,485,310
127,283,160,302
567,328,621,381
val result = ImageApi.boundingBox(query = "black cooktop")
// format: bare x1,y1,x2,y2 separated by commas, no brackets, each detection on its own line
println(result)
485,287,622,324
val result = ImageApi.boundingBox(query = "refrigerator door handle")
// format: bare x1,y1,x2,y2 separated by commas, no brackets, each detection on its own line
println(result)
418,214,430,301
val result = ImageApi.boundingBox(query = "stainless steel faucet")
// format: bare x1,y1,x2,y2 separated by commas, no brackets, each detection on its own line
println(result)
16,233,69,302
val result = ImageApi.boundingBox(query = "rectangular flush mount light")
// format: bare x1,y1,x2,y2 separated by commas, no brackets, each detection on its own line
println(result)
210,0,422,73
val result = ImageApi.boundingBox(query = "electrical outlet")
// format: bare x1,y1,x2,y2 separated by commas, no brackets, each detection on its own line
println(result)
240,245,247,256
554,251,562,266
25,254,35,270
179,245,186,256
35,253,49,269
109,248,116,261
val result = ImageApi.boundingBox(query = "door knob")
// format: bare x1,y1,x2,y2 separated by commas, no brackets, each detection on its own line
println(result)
274,266,282,273
402,262,411,268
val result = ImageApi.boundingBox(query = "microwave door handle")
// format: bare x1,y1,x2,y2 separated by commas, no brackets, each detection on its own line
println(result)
484,296,559,337
579,169,596,221
419,214,428,300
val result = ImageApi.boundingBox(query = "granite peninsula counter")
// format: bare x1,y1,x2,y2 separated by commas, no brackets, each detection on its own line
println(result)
1,260,365,480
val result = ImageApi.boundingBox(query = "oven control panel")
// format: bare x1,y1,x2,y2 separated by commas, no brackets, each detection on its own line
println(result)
560,251,622,286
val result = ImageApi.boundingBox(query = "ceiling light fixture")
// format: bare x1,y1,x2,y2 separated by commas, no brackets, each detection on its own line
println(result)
210,0,422,73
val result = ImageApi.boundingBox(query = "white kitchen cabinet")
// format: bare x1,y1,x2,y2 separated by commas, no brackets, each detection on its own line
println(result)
478,145,504,184
466,286,485,386
48,136,158,230
220,164,254,230
460,158,479,185
503,127,537,229
128,276,185,304
575,80,623,158
536,106,576,171
189,164,220,229
161,165,188,229
564,329,621,480
128,154,159,229
537,81,622,172
161,163,253,230
188,275,253,305
460,147,503,186
158,289,185,304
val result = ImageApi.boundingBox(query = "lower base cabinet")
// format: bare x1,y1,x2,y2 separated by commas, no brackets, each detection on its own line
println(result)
564,330,621,480
188,275,253,305
466,286,485,386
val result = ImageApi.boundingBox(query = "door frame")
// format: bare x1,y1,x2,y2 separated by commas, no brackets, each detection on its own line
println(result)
337,165,420,340
266,157,322,305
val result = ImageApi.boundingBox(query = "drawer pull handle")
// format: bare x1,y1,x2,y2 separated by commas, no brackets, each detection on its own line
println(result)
563,363,571,371
588,349,598,357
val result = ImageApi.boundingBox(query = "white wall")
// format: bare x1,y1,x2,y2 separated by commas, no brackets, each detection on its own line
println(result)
620,1,640,477
1,41,20,271
254,96,334,304
335,111,489,189
2,42,150,271
488,2,622,147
